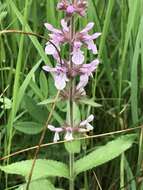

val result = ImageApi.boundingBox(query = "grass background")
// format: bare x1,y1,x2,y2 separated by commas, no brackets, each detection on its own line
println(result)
0,0,143,189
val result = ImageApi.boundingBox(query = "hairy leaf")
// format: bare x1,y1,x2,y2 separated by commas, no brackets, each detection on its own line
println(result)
16,179,56,190
38,98,60,105
14,122,43,134
65,140,81,154
24,95,48,123
75,134,136,175
79,99,102,108
39,71,48,98
0,159,69,180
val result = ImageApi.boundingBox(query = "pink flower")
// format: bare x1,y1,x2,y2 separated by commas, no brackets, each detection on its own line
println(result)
80,59,99,75
57,0,87,16
72,41,84,65
44,19,70,55
57,0,68,10
77,59,99,89
76,22,101,54
80,115,94,131
75,0,87,16
64,127,74,141
48,125,63,142
45,41,60,56
43,65,68,90
76,75,89,90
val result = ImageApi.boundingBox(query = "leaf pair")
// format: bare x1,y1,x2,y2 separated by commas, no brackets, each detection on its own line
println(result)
0,134,136,189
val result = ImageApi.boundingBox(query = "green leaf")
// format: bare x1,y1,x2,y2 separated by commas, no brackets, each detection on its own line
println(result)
79,99,102,108
124,156,136,190
0,11,7,21
0,159,69,180
131,16,143,124
65,140,81,154
39,71,48,98
14,122,43,135
17,60,42,112
66,102,81,125
29,80,64,125
16,179,56,190
8,0,51,66
38,98,60,105
48,76,57,96
0,37,6,62
0,3,7,21
56,101,67,112
75,134,136,175
24,95,48,123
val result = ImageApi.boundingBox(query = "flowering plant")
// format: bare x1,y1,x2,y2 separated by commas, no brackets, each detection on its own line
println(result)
0,1,137,190
43,0,101,144
42,1,101,188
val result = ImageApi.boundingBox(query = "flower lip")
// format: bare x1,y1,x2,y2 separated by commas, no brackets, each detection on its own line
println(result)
43,64,68,90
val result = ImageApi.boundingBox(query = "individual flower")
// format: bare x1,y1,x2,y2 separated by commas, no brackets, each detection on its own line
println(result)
76,22,101,54
64,127,74,141
76,59,99,89
72,41,84,65
44,19,70,56
74,0,88,16
48,125,63,142
80,114,94,131
43,64,68,90
57,0,87,16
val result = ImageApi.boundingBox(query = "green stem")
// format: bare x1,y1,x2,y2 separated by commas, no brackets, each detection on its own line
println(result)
120,153,125,189
69,153,74,190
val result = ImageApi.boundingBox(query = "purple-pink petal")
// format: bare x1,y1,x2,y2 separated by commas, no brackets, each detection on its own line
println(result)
91,33,102,40
54,73,68,90
45,43,57,55
80,22,94,34
42,65,57,73
80,59,99,74
85,40,98,54
44,23,61,34
77,74,89,89
72,49,84,65
61,19,69,33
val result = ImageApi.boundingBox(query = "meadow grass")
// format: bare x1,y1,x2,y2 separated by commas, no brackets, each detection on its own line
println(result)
0,0,143,189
